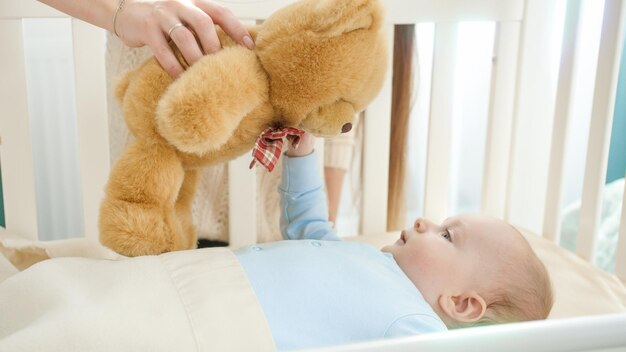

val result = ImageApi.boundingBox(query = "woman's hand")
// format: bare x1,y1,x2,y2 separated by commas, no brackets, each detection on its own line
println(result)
286,132,316,158
115,0,254,78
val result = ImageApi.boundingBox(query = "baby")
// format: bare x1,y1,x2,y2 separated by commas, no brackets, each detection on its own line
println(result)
0,133,553,352
232,132,553,350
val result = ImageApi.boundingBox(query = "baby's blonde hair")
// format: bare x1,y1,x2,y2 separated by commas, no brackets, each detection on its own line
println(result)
471,228,554,326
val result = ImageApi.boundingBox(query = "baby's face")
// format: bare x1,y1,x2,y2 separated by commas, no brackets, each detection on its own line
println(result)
382,214,524,311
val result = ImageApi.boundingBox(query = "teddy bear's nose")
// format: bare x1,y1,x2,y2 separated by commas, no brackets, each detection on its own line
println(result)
341,123,352,133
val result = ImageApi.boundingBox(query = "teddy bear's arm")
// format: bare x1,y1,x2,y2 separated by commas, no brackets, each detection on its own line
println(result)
155,46,269,156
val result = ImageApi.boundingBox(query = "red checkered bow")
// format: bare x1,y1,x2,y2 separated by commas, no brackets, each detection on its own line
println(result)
249,126,305,172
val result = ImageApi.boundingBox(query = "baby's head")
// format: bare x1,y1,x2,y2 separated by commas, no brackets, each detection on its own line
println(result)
382,214,553,328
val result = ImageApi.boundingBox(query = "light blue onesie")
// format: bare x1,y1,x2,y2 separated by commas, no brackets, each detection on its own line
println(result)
234,152,447,351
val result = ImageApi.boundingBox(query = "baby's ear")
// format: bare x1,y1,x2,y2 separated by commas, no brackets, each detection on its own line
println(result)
310,0,383,37
438,292,487,325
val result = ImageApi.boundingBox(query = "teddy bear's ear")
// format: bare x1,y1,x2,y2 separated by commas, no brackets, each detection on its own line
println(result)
310,0,383,37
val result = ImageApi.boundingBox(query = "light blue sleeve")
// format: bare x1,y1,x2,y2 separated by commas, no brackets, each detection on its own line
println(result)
384,314,448,338
279,151,340,241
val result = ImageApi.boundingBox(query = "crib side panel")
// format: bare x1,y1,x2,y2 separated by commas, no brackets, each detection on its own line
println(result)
228,156,257,247
542,0,583,243
71,20,110,241
0,19,39,240
361,25,394,235
505,0,563,234
422,23,458,223
481,22,521,219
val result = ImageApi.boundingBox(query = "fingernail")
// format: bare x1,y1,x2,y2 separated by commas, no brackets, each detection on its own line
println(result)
243,35,255,49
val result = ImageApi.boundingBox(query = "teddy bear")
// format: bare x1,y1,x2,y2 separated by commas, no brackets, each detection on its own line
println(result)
99,0,388,257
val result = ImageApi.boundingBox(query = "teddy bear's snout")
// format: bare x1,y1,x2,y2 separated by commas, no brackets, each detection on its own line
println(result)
341,123,352,133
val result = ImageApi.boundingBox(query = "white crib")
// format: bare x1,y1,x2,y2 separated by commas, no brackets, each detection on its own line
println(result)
1,0,626,351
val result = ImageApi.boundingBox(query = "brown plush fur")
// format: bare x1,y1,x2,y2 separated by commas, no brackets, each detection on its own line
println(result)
99,0,388,256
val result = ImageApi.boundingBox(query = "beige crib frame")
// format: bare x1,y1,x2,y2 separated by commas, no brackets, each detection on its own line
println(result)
1,0,626,350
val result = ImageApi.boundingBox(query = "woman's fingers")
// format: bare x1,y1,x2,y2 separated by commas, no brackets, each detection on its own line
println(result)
196,1,255,49
165,21,204,65
149,33,185,78
116,0,254,78
179,8,221,55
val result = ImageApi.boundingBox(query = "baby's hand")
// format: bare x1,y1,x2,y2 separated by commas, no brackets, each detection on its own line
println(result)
285,132,316,157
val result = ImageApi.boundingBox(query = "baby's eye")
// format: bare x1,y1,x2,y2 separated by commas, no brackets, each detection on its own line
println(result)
441,230,452,242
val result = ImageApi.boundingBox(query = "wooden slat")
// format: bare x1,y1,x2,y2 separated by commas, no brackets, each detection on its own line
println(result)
214,0,295,20
361,25,394,235
0,1,66,19
422,23,457,223
215,0,524,24
226,17,266,248
542,0,582,243
481,22,522,218
505,0,561,233
577,0,626,262
0,20,39,239
72,20,110,240
386,0,525,24
228,155,257,247
617,173,626,281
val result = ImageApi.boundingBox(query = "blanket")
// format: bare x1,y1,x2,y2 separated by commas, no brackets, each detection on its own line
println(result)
0,236,275,352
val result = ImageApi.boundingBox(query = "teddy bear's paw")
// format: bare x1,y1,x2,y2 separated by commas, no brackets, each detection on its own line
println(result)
99,199,191,257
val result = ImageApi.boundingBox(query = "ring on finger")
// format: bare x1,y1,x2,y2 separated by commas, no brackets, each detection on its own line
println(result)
167,23,185,38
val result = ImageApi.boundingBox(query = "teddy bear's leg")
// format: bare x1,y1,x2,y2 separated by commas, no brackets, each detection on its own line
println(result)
99,141,189,257
155,47,269,156
175,169,200,249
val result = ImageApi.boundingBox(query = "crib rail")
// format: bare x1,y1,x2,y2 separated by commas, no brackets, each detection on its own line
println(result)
318,313,626,352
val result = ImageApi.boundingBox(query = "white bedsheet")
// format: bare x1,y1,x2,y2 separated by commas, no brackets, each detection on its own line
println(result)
0,235,275,352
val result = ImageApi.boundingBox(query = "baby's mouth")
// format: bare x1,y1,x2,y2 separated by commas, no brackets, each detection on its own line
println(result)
400,231,406,244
